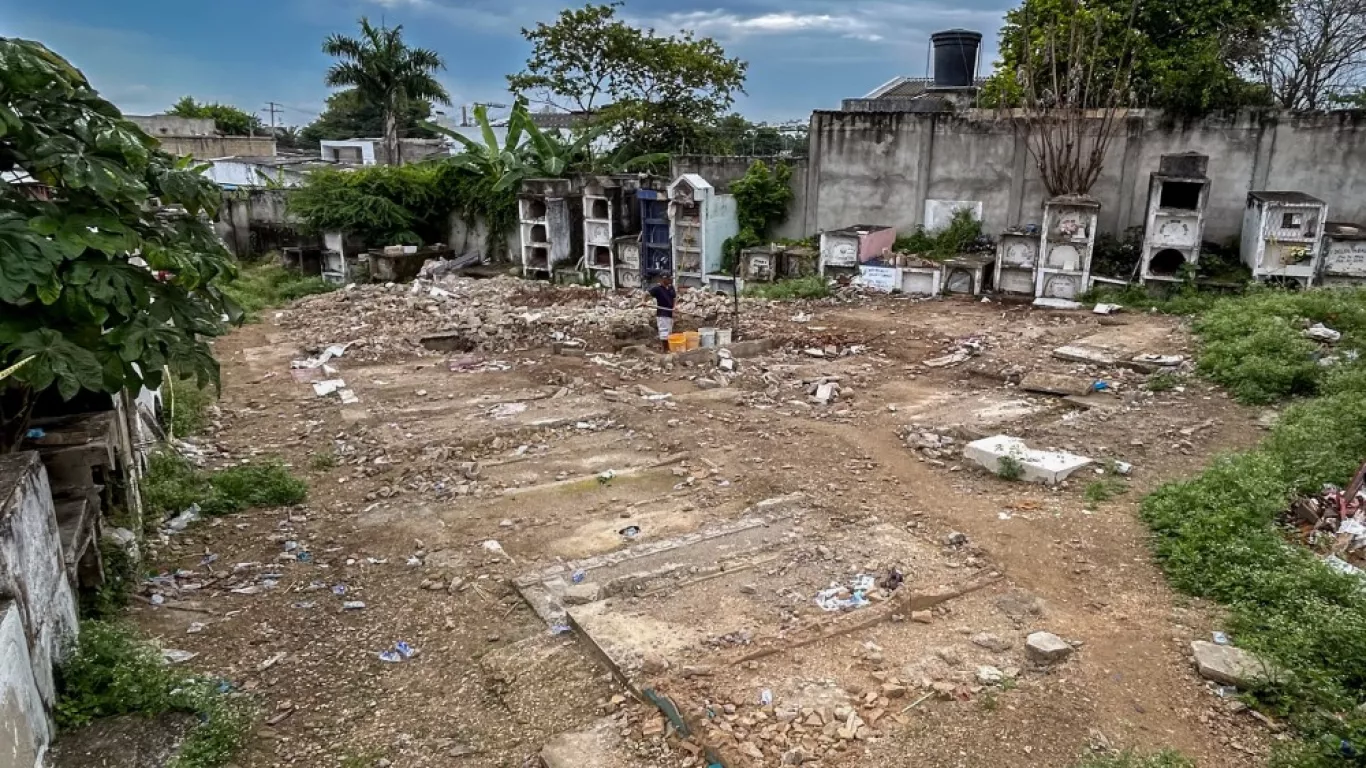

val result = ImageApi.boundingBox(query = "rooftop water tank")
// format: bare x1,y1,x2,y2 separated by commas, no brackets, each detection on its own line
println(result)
931,29,983,88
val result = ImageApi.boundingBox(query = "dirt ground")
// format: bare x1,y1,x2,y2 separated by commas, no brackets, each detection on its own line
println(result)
118,290,1282,768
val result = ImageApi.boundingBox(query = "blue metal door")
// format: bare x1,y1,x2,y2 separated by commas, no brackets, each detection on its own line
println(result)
639,190,672,276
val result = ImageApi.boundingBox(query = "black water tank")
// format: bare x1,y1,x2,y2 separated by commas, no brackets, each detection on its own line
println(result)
931,29,983,88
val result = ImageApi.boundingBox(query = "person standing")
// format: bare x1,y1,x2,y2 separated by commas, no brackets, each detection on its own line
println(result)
646,274,677,352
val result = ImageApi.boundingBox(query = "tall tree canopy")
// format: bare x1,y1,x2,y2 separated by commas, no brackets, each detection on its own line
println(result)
167,96,264,136
300,88,438,144
0,38,237,450
322,17,450,164
1254,0,1366,110
984,0,1282,114
507,2,747,154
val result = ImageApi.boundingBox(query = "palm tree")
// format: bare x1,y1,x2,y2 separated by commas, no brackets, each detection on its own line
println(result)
322,17,450,165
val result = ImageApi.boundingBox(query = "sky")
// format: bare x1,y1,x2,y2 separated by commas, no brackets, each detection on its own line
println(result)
0,0,1011,126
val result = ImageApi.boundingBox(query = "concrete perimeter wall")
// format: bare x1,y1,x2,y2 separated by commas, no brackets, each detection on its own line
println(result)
680,110,1366,245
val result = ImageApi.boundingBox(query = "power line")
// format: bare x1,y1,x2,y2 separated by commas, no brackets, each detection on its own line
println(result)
264,101,281,132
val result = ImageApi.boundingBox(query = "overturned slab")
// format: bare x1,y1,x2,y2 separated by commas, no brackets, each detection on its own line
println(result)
1053,345,1119,367
963,435,1093,485
1021,372,1092,397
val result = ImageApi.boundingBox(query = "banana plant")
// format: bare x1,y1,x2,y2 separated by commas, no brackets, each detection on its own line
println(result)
428,101,528,192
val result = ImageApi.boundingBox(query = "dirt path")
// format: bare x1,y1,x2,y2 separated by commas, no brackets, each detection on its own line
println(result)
124,295,1276,768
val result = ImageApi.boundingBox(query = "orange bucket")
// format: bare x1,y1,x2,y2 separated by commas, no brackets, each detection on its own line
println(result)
683,331,701,351
668,333,688,353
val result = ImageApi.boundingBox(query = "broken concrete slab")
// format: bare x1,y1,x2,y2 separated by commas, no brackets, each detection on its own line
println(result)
1053,345,1119,366
963,435,1093,485
1034,297,1084,311
1025,632,1073,663
561,582,602,606
541,717,631,768
1191,640,1272,688
723,338,776,358
1021,372,1092,397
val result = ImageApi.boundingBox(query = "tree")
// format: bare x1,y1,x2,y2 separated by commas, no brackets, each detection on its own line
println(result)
1254,0,1366,110
300,88,438,144
0,38,237,451
507,2,747,154
167,96,264,136
322,17,450,165
985,0,1280,114
1011,0,1140,196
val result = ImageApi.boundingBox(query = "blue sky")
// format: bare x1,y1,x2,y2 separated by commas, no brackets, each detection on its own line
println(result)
0,0,1011,125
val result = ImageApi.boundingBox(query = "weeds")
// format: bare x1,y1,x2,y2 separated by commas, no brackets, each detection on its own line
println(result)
1074,751,1194,768
996,455,1024,481
310,450,339,470
1085,478,1127,505
56,622,253,768
166,375,214,437
1144,372,1180,392
742,276,830,300
893,209,986,260
141,449,307,527
1139,287,1366,764
219,261,335,320
79,540,138,620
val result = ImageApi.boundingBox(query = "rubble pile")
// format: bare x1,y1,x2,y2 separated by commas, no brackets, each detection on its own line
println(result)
1285,461,1366,573
281,276,747,362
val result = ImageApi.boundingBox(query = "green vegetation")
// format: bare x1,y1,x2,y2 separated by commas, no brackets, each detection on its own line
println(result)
167,96,263,136
166,375,215,437
1085,478,1128,504
1144,372,1181,393
1139,287,1366,765
741,276,830,300
893,209,986,260
80,540,138,620
310,450,339,470
0,39,237,451
996,454,1025,481
56,622,253,768
1074,751,1194,768
142,449,307,527
218,262,335,319
723,159,795,270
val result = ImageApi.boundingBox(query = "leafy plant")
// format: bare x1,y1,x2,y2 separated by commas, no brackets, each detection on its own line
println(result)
893,209,987,260
300,87,437,145
723,160,795,271
167,96,263,136
997,455,1025,481
217,261,335,320
310,450,338,470
322,17,450,166
1145,372,1181,392
56,622,254,768
0,38,238,451
741,277,830,300
1085,478,1127,504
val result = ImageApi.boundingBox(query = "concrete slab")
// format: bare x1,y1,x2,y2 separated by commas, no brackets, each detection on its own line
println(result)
1053,345,1119,366
540,716,634,768
963,435,1093,485
1191,641,1272,688
1020,373,1093,397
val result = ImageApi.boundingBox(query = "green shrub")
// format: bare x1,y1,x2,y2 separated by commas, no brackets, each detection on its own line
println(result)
141,449,307,526
56,622,254,768
893,208,984,260
996,455,1024,481
1144,372,1180,392
218,262,335,320
742,276,830,300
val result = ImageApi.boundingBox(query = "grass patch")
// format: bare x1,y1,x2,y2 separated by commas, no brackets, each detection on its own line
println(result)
1144,372,1181,393
56,622,254,768
1074,751,1194,768
166,375,215,437
79,540,138,620
1084,478,1128,505
309,450,338,470
1139,287,1366,765
142,449,307,528
996,454,1024,481
219,260,335,320
742,276,831,300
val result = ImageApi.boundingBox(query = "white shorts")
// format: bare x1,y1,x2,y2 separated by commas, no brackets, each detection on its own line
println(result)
656,315,674,340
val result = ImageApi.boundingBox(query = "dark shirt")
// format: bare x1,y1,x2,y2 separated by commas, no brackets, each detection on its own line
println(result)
648,285,676,317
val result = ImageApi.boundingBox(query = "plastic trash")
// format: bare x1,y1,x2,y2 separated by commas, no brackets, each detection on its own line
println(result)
332,584,347,595
150,594,166,606
165,504,202,533
379,641,417,663
1212,631,1230,645
619,526,641,539
760,689,773,706
25,428,45,439
1092,381,1111,392
343,600,366,610
296,551,313,563
597,470,617,484
572,569,587,584
549,624,573,636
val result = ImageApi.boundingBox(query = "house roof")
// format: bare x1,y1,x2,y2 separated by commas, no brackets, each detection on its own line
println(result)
863,76,988,99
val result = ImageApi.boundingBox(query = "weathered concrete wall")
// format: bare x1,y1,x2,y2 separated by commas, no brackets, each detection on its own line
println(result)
0,452,78,713
154,135,277,159
0,600,47,768
669,156,810,241
127,115,215,136
793,109,1366,243
447,212,519,263
217,189,308,258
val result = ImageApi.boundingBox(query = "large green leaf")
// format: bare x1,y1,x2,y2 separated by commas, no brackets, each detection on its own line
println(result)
3,328,107,399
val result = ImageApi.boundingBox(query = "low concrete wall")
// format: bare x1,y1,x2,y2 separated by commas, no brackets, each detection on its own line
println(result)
0,600,48,768
0,452,77,713
154,135,277,159
448,212,520,263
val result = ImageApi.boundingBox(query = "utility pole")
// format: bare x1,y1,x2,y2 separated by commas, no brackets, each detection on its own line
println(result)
265,102,281,133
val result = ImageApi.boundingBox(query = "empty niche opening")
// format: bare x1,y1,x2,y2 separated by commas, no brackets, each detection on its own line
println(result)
592,245,611,267
527,246,549,268
945,268,974,294
591,198,610,220
1159,181,1203,210
1281,211,1304,230
529,224,548,244
1149,248,1187,276
525,198,547,219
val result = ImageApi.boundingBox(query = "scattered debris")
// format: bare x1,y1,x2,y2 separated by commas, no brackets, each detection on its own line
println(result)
1305,323,1342,343
1025,631,1073,663
378,641,418,663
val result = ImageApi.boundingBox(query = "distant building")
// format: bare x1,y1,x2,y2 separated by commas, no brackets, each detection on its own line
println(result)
318,138,450,166
126,114,275,159
202,156,328,189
